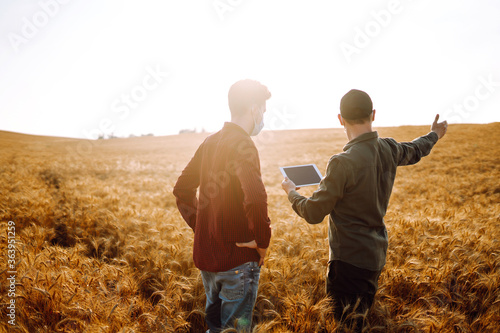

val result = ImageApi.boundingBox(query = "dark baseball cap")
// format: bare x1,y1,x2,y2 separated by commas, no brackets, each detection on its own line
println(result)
340,89,373,120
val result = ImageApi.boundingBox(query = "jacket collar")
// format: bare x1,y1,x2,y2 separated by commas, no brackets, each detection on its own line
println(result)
343,131,379,151
223,122,249,136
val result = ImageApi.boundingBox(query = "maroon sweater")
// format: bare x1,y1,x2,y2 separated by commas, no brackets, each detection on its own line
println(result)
173,122,271,272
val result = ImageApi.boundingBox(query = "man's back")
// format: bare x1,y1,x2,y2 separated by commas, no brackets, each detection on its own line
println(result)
174,122,271,272
282,88,447,330
289,130,439,271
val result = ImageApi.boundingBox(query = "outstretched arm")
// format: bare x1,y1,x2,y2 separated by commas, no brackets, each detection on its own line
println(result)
392,114,447,166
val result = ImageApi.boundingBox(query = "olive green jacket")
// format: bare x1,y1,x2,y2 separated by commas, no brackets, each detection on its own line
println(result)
288,131,439,271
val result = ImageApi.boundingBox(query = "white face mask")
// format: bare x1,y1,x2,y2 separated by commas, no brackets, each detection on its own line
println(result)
250,107,264,136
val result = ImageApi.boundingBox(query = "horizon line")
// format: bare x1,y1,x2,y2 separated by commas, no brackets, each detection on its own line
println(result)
1,121,499,141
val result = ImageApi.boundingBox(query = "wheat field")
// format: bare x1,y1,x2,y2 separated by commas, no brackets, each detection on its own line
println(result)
0,123,499,332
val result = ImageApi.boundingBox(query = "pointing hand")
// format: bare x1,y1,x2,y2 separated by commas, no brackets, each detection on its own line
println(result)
431,114,448,139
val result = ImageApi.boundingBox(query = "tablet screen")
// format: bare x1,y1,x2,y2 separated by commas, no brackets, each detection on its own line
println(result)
279,164,323,187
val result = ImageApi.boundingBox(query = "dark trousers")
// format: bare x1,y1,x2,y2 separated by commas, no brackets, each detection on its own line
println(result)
326,260,382,331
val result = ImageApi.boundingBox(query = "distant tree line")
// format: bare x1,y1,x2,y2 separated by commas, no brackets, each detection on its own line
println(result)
97,133,154,139
179,128,207,134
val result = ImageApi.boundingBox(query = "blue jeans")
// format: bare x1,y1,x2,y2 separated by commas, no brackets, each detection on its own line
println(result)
200,262,261,332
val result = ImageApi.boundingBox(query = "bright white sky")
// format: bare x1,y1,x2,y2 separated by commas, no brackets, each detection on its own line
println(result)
1,0,499,139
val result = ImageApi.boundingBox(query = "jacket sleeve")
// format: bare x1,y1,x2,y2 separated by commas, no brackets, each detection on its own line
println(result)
288,157,346,224
391,132,439,166
173,145,202,230
234,143,271,249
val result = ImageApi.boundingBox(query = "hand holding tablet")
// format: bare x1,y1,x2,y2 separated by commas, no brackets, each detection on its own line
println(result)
279,164,323,187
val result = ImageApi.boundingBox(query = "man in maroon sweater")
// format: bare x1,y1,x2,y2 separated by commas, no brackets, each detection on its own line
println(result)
173,79,272,332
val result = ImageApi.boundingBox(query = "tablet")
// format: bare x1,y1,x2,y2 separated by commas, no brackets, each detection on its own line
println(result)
279,164,323,187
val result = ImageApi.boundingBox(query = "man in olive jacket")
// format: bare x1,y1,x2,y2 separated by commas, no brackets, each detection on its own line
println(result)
281,89,448,330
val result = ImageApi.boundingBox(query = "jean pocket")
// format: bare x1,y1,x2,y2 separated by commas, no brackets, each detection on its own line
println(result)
220,271,245,301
